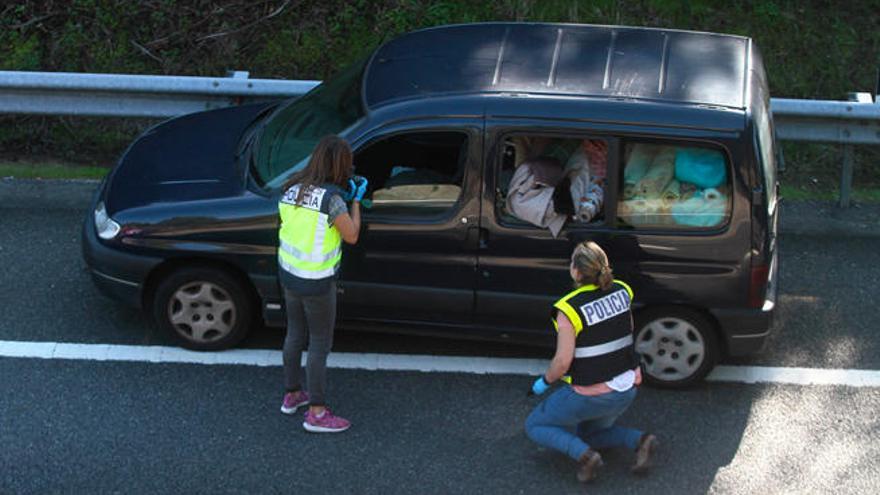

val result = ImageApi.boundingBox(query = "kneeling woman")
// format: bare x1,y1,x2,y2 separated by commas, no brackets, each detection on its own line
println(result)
277,135,366,433
525,241,658,482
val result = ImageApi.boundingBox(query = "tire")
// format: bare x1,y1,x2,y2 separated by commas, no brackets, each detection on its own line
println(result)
633,307,719,388
152,267,254,351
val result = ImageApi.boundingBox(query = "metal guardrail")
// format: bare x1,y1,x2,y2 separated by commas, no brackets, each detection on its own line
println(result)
0,70,319,118
771,94,880,145
1,70,878,206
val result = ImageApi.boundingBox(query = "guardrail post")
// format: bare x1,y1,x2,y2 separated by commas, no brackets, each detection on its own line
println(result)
840,142,854,208
839,92,873,207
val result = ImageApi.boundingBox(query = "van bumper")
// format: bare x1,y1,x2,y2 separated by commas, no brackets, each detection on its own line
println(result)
711,304,775,356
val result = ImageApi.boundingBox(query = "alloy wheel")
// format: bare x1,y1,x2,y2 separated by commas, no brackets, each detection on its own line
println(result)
635,316,706,382
167,281,237,344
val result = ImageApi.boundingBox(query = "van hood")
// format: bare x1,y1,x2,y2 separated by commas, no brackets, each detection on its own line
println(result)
105,102,276,214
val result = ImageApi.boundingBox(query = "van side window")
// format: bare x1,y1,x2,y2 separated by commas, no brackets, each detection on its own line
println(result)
354,131,467,217
617,142,731,229
496,135,609,234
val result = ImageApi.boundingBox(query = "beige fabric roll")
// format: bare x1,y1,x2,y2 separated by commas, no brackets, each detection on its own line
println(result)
661,179,682,205
636,146,675,197
624,144,657,187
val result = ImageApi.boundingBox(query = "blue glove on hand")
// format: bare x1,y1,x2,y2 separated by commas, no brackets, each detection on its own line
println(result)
530,376,551,396
341,178,357,201
353,175,369,202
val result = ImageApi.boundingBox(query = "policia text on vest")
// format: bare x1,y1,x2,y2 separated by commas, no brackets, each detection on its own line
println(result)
552,281,640,385
277,184,344,285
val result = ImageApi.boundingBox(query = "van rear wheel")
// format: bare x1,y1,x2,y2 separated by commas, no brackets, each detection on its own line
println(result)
152,267,253,351
634,307,718,388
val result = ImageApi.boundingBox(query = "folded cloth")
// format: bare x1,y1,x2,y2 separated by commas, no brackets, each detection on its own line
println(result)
506,160,566,236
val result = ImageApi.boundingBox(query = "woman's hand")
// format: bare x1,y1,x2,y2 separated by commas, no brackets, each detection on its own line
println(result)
353,176,369,201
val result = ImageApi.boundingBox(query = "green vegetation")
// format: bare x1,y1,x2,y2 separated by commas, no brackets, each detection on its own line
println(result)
2,1,880,192
0,161,108,180
780,184,880,203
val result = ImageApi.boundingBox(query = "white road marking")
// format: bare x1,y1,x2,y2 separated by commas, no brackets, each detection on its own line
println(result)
1,339,879,387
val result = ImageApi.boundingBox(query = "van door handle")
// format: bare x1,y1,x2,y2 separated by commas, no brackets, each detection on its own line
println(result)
464,226,489,250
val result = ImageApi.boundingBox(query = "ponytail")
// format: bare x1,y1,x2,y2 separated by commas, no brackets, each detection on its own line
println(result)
571,241,614,290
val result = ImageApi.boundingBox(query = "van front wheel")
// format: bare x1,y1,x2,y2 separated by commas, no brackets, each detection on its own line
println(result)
634,308,718,388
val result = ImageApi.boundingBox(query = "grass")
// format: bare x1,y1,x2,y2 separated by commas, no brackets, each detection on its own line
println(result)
0,162,108,180
780,184,880,203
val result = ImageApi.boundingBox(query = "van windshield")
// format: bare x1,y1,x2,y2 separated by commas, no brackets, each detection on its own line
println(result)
251,57,368,187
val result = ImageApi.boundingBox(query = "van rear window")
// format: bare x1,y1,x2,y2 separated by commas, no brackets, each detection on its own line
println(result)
617,142,731,229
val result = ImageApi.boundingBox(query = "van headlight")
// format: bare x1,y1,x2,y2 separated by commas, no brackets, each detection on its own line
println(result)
94,201,121,240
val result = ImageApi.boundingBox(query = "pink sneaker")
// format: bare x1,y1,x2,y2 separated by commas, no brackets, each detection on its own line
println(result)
280,391,309,415
303,408,351,433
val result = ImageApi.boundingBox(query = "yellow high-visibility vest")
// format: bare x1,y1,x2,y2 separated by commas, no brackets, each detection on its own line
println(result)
278,184,342,280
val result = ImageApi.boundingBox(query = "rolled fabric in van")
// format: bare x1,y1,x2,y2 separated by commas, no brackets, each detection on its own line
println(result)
670,189,727,227
637,146,675,197
661,179,682,205
624,144,657,197
619,198,672,226
702,187,722,201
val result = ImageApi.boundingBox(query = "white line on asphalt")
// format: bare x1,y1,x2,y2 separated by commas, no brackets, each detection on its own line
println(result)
1,339,879,387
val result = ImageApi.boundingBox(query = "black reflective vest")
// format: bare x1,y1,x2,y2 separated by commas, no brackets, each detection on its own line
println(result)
552,280,640,385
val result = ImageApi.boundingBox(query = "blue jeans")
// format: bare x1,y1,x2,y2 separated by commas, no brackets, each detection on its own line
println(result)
525,385,643,461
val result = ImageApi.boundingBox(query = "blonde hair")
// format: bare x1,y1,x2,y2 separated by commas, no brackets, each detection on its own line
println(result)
571,241,613,290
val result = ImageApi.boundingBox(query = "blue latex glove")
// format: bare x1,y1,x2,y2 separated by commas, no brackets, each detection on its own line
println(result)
530,376,551,396
341,178,356,201
353,175,369,201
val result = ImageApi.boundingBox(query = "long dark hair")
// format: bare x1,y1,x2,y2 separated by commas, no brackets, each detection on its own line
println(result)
282,135,353,204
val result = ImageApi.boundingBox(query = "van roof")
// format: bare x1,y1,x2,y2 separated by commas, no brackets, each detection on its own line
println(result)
364,23,752,111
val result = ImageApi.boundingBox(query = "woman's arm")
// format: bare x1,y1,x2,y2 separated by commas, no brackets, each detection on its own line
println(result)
543,310,576,383
333,200,361,244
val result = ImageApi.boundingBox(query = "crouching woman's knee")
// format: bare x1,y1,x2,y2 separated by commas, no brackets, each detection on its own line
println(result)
524,407,546,442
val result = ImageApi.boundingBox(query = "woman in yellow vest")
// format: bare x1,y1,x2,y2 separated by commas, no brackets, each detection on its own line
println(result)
525,241,658,482
277,135,366,433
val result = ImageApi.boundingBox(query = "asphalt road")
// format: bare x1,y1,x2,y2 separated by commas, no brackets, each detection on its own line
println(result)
1,181,879,493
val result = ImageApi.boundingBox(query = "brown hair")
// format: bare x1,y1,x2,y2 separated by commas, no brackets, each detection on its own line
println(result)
571,241,613,290
282,135,353,204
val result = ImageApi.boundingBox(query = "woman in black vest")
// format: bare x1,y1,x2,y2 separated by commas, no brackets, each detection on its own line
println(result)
525,241,658,483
